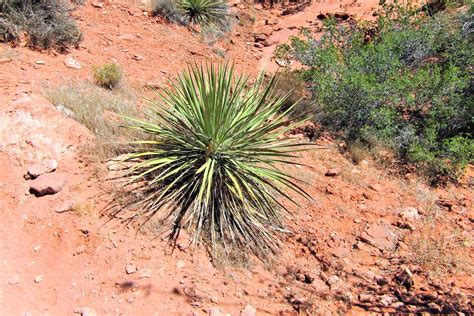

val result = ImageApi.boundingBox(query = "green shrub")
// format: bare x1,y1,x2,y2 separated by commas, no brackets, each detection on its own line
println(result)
152,0,230,32
93,63,123,89
0,0,82,50
115,63,309,258
279,4,473,184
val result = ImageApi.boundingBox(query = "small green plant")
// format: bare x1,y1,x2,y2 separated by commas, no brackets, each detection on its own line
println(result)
93,63,123,89
0,0,82,50
115,63,310,258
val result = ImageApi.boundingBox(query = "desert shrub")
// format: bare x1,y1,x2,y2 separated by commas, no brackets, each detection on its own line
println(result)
152,0,230,32
93,63,123,90
0,0,82,50
279,4,473,184
43,82,138,159
113,63,309,259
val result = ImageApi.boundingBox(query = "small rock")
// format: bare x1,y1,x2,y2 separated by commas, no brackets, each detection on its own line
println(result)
176,260,186,269
325,168,340,177
35,60,46,65
368,183,382,192
427,302,441,312
391,301,404,309
327,275,339,286
209,307,222,316
139,268,152,278
55,200,74,213
73,307,97,316
64,57,81,69
133,54,144,61
359,293,374,303
33,245,41,252
240,304,256,316
9,274,20,285
316,13,327,20
34,275,43,283
26,159,58,179
395,268,414,290
398,207,421,222
91,2,103,8
29,173,67,196
125,264,137,274
334,12,350,20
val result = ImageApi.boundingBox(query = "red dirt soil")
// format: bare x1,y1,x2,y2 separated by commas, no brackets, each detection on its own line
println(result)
0,0,472,315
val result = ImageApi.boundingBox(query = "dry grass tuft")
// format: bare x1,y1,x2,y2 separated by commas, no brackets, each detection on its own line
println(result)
43,81,140,161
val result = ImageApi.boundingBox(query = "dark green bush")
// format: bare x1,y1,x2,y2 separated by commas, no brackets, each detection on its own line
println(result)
93,63,123,89
278,4,473,184
0,0,82,50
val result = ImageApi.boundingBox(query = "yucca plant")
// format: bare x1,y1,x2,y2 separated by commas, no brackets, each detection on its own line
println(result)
179,0,229,29
115,63,310,258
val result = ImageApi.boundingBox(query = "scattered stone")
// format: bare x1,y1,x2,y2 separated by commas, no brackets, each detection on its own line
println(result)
176,260,186,269
91,2,103,8
125,264,137,274
26,159,57,179
334,12,350,20
368,183,382,192
9,274,20,285
73,307,97,316
427,302,441,312
359,293,374,303
33,245,41,252
325,168,340,177
391,301,404,309
395,268,414,290
29,173,67,196
209,307,222,316
331,246,350,258
35,60,46,65
64,57,81,69
34,275,44,283
316,13,327,20
359,223,398,251
398,207,421,222
379,294,395,306
327,275,339,286
55,200,74,213
240,304,256,316
139,268,152,279
133,54,144,61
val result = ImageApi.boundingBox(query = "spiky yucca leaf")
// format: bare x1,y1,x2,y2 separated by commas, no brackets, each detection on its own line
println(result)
117,63,310,257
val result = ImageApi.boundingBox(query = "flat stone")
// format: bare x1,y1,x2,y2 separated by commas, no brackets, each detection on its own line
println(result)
9,274,20,285
34,275,43,283
64,57,81,69
398,207,421,222
240,304,256,316
55,200,75,213
325,168,340,177
30,173,66,196
359,223,398,251
73,307,97,316
125,264,137,274
27,159,57,179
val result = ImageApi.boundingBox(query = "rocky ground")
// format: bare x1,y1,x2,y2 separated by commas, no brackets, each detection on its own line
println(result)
0,0,473,315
